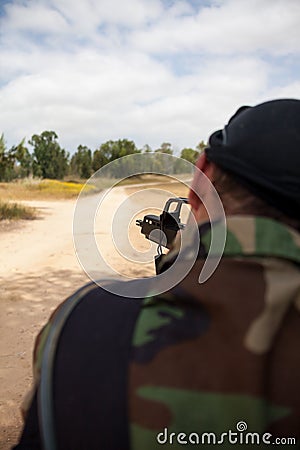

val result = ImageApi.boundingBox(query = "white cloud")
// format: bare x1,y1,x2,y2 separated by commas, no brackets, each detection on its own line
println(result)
129,0,300,55
0,0,299,154
3,2,68,34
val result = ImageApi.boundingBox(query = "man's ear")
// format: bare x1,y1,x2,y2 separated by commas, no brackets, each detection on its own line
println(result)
188,152,214,211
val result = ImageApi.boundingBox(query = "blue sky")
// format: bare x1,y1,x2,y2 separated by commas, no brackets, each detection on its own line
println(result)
0,0,299,154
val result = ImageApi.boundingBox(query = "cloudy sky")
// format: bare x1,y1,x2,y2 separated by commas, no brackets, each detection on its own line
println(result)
0,0,300,154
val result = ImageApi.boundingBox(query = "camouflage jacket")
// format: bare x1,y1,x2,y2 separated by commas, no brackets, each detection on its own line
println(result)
16,216,300,450
129,216,300,449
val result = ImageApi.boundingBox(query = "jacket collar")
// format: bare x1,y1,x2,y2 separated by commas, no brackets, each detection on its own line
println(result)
202,216,300,264
159,216,300,274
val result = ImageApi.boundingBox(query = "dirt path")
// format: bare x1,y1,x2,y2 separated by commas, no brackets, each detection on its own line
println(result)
0,185,172,448
0,197,89,448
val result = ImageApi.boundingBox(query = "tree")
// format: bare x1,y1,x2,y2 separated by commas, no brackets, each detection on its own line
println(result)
110,139,140,160
142,144,152,153
180,148,200,165
173,147,200,174
0,133,8,180
92,148,109,172
70,145,92,179
155,142,173,155
11,139,32,178
196,140,207,153
92,139,140,175
29,131,69,179
0,134,16,181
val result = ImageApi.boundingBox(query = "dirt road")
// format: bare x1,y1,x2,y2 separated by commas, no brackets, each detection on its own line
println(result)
0,196,88,448
0,185,172,448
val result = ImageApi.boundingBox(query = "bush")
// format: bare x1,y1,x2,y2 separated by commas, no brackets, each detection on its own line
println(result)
0,201,36,220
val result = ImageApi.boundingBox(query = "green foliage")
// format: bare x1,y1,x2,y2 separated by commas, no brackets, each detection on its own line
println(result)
92,148,109,172
0,134,33,181
142,144,152,153
0,134,21,181
1,131,207,182
29,131,69,179
10,139,32,178
70,145,92,179
180,148,200,164
196,140,207,153
155,142,173,155
92,139,141,175
173,143,205,173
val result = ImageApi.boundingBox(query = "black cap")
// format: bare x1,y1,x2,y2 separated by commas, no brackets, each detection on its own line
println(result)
205,99,300,219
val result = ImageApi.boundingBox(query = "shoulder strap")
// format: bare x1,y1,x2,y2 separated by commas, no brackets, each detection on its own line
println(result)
38,281,142,450
38,282,97,450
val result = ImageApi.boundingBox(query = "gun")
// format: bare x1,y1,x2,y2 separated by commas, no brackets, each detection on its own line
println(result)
136,197,189,250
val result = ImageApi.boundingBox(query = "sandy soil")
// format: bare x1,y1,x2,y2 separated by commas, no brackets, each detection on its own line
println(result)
0,184,181,448
0,196,89,448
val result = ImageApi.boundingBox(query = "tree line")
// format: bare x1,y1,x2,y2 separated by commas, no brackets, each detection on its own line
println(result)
0,130,206,181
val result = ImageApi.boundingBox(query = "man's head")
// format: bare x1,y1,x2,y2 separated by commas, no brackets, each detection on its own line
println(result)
189,99,300,230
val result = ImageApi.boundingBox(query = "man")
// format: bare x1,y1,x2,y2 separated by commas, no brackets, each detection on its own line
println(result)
15,99,300,449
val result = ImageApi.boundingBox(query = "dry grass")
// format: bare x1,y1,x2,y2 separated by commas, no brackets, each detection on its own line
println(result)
89,174,174,191
124,177,190,198
117,174,170,185
0,201,36,221
0,179,95,201
0,175,190,204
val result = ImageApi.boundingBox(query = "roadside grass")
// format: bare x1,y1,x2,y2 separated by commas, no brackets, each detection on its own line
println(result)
124,176,190,198
117,174,167,185
0,201,36,221
89,173,167,190
0,179,96,201
91,173,191,191
27,179,96,197
0,174,191,203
